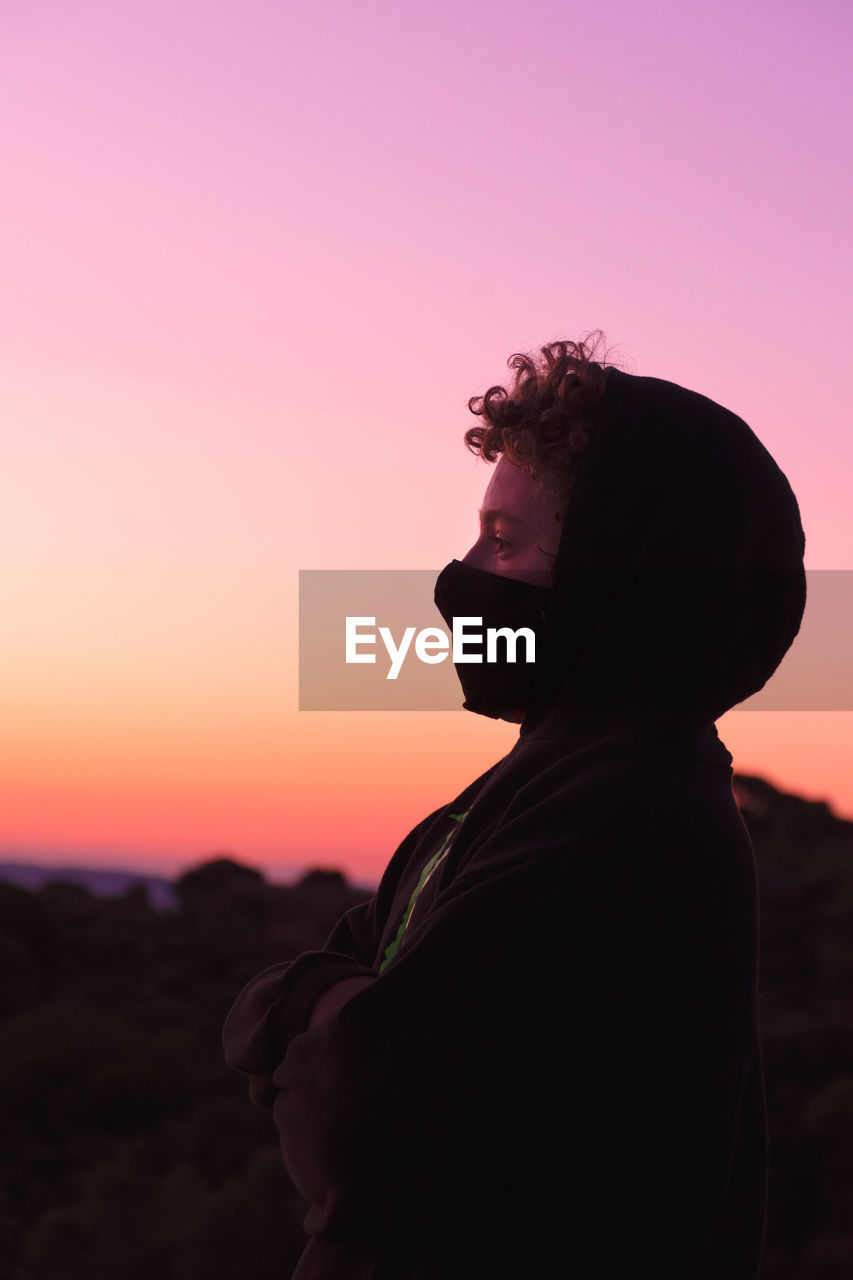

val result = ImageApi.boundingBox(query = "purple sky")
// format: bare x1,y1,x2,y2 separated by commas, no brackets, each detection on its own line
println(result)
2,0,852,877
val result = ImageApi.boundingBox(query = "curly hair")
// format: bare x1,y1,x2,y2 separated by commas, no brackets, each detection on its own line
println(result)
464,330,616,506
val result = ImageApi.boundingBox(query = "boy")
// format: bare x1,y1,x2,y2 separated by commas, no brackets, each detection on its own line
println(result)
224,336,806,1278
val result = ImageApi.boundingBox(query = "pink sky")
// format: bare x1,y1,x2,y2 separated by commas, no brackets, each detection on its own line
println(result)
2,0,852,882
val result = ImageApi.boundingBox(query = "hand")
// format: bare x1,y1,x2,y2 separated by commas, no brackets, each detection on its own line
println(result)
246,976,374,1107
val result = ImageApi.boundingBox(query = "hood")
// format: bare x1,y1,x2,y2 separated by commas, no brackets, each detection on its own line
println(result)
518,365,807,742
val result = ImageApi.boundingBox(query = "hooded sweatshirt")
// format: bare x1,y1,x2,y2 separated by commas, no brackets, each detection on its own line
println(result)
222,364,807,1280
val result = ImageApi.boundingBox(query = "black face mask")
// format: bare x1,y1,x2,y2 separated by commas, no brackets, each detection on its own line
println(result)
433,558,551,721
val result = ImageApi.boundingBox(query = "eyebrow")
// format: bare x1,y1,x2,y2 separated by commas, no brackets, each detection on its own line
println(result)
478,507,528,527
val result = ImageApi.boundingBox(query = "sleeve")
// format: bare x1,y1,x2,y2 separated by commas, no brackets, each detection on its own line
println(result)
221,950,378,1081
269,783,762,1244
222,802,452,1087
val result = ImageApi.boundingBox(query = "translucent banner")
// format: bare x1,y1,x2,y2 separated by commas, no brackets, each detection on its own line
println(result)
298,569,853,712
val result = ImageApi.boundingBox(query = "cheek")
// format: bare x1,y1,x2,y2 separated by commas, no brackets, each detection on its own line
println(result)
522,542,556,569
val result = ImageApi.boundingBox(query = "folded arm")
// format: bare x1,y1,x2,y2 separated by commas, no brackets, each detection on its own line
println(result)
269,792,760,1246
222,801,452,1104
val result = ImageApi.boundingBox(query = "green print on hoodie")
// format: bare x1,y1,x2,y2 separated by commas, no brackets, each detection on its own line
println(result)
379,810,470,973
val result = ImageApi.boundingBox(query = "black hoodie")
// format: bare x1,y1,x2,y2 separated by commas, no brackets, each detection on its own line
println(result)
222,364,807,1279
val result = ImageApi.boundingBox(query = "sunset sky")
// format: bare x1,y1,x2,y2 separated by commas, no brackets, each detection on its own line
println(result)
2,0,851,883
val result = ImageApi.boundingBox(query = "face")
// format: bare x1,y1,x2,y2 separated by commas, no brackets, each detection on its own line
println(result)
462,455,564,587
460,456,565,725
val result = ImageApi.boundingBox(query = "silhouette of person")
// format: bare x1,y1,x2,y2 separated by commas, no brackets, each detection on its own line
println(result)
223,335,807,1279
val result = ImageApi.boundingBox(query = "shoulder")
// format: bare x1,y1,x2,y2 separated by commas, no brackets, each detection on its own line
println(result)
454,733,752,897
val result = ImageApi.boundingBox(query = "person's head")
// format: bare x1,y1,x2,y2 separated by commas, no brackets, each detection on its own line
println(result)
461,332,613,588
436,333,807,737
434,332,615,723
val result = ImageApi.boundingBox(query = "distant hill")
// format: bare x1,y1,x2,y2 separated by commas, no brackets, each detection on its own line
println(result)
0,770,849,921
0,861,178,911
0,859,379,911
